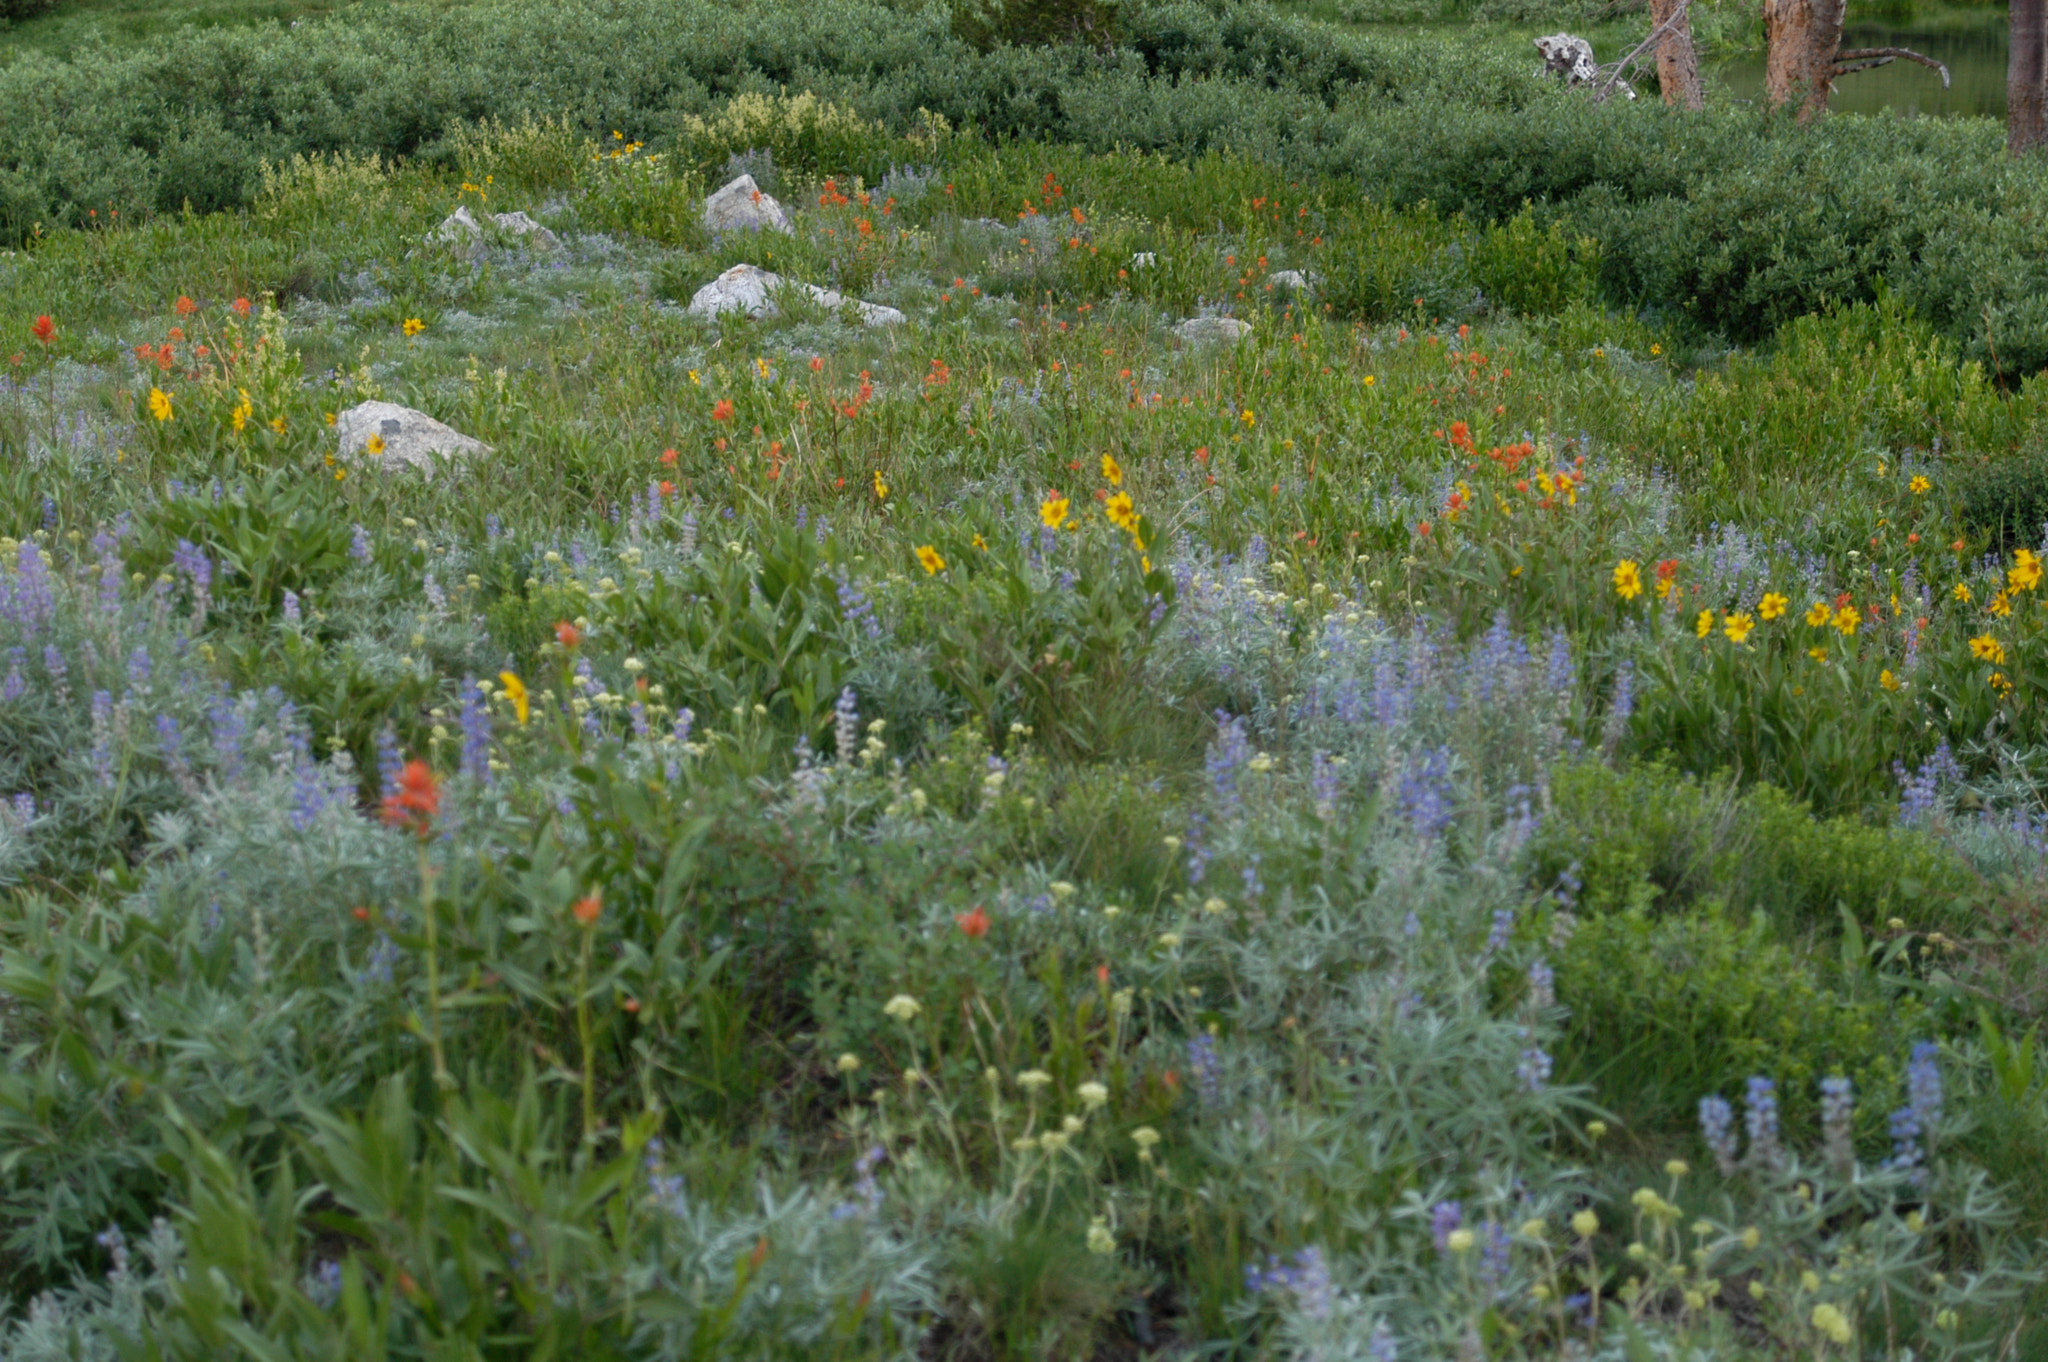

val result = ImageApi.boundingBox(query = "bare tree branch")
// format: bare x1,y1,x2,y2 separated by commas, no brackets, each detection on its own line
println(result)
1835,46,1951,87
1594,0,1692,103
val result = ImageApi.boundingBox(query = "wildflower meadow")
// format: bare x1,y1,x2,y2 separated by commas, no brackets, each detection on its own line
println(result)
3,4,2048,1357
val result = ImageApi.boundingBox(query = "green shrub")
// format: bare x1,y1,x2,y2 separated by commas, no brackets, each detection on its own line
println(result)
1554,901,1915,1138
1952,439,2048,554
1468,204,1600,319
1531,759,1977,937
951,0,1121,52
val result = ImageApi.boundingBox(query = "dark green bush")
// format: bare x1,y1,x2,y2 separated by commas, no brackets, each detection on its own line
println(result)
1554,902,1915,1139
1951,441,2048,554
1530,759,1977,937
952,0,1121,50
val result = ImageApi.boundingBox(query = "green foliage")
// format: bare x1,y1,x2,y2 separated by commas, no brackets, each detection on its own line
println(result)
1469,204,1601,320
1531,759,1977,936
1554,902,1916,1137
1951,437,2048,553
951,0,1121,51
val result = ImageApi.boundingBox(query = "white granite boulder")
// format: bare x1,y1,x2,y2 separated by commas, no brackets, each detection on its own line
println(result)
1173,316,1254,345
429,207,562,258
491,210,561,251
703,174,794,235
687,263,905,328
335,402,490,476
430,206,484,258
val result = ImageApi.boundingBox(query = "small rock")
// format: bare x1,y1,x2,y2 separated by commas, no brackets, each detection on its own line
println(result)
491,211,561,251
1173,316,1254,345
430,206,483,259
703,174,794,235
687,263,904,328
335,401,490,476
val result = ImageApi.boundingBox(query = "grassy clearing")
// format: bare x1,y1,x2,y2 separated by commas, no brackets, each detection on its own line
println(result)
1,83,2047,1359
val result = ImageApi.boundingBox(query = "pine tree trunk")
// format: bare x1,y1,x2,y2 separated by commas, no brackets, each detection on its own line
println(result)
1651,0,1705,110
2011,0,2047,154
1763,0,1847,119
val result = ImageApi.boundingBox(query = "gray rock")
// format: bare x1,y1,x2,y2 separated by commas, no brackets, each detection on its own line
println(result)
686,263,905,328
491,211,561,251
430,206,484,259
703,174,794,235
335,401,490,476
1173,316,1254,345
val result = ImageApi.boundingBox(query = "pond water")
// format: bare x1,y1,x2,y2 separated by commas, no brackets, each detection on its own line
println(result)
1713,14,2010,116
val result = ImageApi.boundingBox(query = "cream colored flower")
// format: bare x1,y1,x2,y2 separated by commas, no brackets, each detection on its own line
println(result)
882,994,922,1023
1017,1069,1053,1092
835,1053,861,1074
1077,1081,1109,1109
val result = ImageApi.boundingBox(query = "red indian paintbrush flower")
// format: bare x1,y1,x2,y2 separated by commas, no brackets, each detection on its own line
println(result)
380,760,441,835
954,905,991,939
31,316,54,345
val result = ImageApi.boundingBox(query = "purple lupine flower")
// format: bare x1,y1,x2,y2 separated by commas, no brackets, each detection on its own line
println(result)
6,793,35,826
1186,1033,1222,1110
127,647,152,690
42,645,68,702
1895,745,1962,826
1889,1105,1925,1181
831,1145,886,1221
1430,1200,1463,1252
357,933,398,985
1517,1045,1553,1092
156,713,187,774
1700,1095,1739,1177
209,695,246,782
349,524,372,563
673,707,695,746
11,541,54,635
89,690,116,786
288,729,328,831
1906,1042,1942,1133
1183,809,1213,885
833,687,860,765
1368,1321,1398,1361
171,539,212,617
834,569,882,639
1820,1076,1855,1176
1602,660,1634,751
460,680,492,782
1310,750,1339,823
376,725,403,799
1486,907,1515,955
1544,627,1575,694
1478,1221,1512,1289
1528,958,1554,1009
1397,746,1454,840
485,514,502,541
1744,1077,1781,1172
281,590,301,623
1247,1246,1333,1321
2,652,23,703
